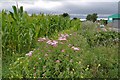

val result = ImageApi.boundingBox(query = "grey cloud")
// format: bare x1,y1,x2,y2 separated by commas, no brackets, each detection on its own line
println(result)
22,2,119,18
0,1,119,19
56,2,118,14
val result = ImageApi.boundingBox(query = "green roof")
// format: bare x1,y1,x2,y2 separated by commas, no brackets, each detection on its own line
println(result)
108,14,120,18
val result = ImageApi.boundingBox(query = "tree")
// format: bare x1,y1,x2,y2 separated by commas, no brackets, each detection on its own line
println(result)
86,13,98,22
86,14,92,21
92,13,98,22
62,13,69,17
73,17,77,20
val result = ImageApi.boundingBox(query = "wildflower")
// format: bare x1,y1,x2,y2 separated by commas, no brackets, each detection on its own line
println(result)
81,75,84,78
33,73,36,77
42,73,46,77
78,61,81,64
60,42,64,44
72,68,75,71
56,60,60,63
46,40,52,44
68,44,72,47
52,40,58,44
43,66,46,68
69,34,72,36
98,64,101,67
48,50,51,52
60,34,68,37
46,40,58,47
45,53,48,57
38,37,46,42
71,46,80,51
61,49,65,52
64,34,69,37
58,37,67,41
26,51,33,56
85,68,89,71
58,33,69,41
17,58,20,61
87,65,89,67
70,59,73,63
51,40,58,47
101,28,107,31
66,54,69,57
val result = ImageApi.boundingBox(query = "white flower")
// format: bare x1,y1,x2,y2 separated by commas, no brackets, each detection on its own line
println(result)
69,34,72,36
38,37,46,42
71,46,80,51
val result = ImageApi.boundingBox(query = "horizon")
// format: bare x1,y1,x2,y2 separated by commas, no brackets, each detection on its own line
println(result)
0,0,119,19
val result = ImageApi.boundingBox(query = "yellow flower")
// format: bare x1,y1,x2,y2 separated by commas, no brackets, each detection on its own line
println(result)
72,68,74,71
98,64,101,67
81,75,84,78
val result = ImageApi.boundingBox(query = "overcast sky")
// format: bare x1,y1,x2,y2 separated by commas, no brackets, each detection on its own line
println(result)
0,0,119,18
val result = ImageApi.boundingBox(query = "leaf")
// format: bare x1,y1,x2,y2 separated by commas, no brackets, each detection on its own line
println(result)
12,6,18,20
20,6,23,17
9,11,16,21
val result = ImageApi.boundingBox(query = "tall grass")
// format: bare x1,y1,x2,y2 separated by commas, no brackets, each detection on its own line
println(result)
2,6,81,55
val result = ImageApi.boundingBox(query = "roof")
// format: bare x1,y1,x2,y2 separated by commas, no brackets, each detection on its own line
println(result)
108,14,120,18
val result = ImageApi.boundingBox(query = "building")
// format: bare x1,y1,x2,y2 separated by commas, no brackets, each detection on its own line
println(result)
97,18,108,21
97,18,108,25
107,14,120,29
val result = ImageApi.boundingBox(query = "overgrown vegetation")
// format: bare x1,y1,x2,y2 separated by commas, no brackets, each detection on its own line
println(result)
2,6,119,78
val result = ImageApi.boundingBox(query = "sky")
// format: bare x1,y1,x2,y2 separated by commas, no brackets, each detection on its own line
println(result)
0,0,119,19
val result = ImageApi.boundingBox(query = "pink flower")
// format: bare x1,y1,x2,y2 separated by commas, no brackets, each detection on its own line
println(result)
46,40,52,44
52,40,58,44
61,49,65,52
58,34,69,41
51,40,58,47
60,34,69,37
56,60,60,63
46,40,58,47
53,44,57,47
26,51,33,56
60,34,65,37
58,37,67,41
71,46,80,51
38,37,46,42
64,34,69,37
